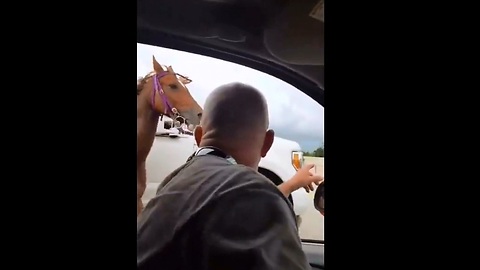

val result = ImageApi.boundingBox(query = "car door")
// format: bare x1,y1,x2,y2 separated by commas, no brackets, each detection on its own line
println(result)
302,240,324,269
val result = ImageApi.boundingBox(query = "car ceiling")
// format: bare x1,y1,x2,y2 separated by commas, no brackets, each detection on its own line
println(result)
137,0,324,106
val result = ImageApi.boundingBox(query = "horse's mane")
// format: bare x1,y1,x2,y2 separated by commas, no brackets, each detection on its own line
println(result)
136,66,190,95
137,71,156,95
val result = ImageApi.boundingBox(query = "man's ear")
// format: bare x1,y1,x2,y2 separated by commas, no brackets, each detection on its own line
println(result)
194,125,203,146
260,129,275,158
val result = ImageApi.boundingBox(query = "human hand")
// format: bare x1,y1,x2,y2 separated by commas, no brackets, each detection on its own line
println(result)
288,164,323,193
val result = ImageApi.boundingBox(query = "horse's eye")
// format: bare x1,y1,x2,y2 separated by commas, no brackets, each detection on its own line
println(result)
169,84,178,90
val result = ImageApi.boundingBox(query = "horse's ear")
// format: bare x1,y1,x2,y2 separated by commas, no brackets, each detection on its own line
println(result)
152,56,165,73
167,65,175,73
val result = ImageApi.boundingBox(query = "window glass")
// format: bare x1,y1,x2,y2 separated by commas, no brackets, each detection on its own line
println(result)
138,43,324,241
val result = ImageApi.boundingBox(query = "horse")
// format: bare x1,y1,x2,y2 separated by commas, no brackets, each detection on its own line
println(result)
137,56,203,216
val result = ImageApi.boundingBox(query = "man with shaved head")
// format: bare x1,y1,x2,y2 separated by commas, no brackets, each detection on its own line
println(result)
138,83,314,270
196,82,272,168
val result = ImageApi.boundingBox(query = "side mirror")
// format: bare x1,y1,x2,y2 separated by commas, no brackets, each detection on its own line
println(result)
313,181,324,216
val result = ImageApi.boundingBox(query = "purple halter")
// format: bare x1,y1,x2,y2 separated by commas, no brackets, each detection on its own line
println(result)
151,71,178,117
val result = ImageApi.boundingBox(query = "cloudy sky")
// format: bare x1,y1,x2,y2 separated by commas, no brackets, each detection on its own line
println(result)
137,43,324,151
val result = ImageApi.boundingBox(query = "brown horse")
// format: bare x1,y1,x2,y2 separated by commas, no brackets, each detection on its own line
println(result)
137,56,203,216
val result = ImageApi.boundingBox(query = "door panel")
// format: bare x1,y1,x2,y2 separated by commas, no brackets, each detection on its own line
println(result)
302,241,324,269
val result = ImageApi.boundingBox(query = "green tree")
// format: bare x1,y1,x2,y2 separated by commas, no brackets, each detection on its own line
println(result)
304,143,324,157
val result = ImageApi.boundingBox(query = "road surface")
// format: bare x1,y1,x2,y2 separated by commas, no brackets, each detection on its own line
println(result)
298,157,324,241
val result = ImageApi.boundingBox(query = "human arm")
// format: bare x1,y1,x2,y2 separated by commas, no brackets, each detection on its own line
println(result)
201,184,311,270
278,164,323,197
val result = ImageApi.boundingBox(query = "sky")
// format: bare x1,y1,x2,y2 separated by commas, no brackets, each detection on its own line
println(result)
137,43,324,152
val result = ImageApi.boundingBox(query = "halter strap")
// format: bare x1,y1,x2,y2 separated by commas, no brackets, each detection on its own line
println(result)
152,71,176,116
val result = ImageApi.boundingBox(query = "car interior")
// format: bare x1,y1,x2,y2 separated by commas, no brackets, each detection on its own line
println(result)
138,0,324,105
138,0,324,268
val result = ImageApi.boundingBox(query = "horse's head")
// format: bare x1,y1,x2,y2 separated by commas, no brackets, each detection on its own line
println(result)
137,56,203,126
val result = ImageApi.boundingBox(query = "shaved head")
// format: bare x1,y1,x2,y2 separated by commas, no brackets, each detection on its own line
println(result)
202,82,269,140
194,82,275,169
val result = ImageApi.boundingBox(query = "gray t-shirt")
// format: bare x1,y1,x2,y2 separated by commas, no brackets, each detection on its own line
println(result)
137,155,310,270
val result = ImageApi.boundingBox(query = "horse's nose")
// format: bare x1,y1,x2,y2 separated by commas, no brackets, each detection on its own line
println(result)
182,109,201,126
197,112,202,119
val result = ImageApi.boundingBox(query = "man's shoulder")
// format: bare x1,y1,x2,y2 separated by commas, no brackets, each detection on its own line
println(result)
210,164,283,199
188,155,271,181
156,155,281,205
202,157,275,185
179,155,278,192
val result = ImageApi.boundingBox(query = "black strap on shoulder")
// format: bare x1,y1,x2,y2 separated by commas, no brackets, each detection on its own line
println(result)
158,147,236,194
186,147,235,164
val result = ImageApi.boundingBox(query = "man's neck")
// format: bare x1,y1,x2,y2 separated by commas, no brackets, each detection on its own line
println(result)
199,139,258,170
